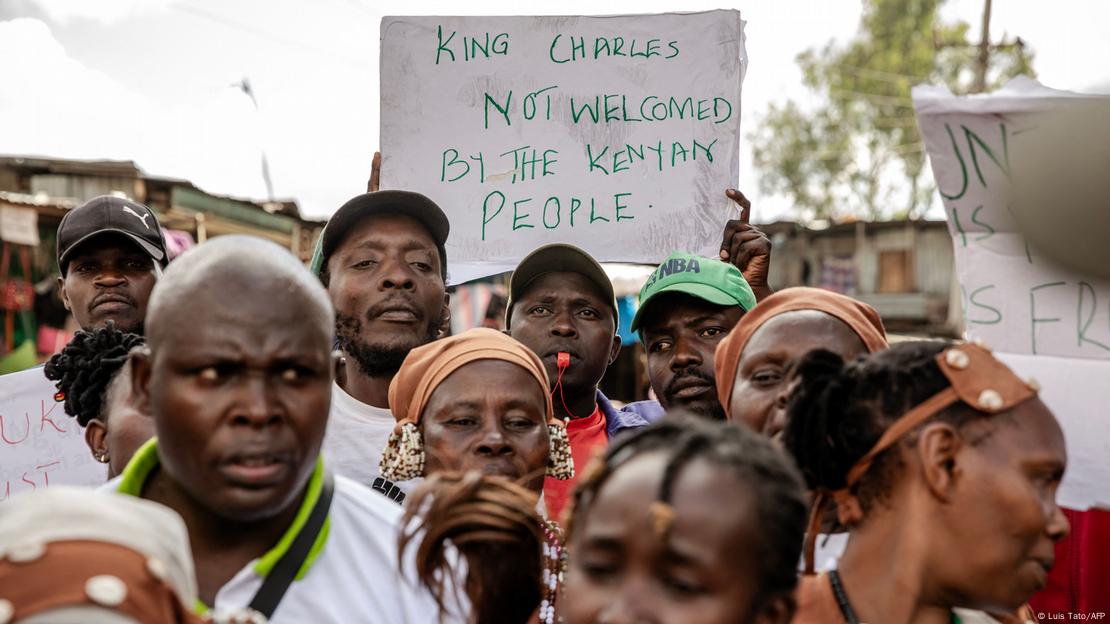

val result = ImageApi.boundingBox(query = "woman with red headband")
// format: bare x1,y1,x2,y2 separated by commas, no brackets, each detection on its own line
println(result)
784,340,1068,623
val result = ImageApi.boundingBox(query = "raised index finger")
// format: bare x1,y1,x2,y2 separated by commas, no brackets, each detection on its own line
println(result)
726,188,751,223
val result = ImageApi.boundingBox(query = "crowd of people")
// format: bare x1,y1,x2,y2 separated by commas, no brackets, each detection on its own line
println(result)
0,177,1070,623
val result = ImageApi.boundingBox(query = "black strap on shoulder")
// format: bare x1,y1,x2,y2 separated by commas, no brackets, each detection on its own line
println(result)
248,470,335,619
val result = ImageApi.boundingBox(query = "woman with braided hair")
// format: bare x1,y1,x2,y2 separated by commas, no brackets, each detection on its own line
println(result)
43,321,152,478
563,413,808,624
783,341,1068,624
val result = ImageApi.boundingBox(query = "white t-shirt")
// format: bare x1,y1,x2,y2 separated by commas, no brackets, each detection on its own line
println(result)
321,381,416,502
209,475,453,623
106,440,463,623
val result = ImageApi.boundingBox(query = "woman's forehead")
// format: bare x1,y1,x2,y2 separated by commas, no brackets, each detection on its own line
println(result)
594,454,750,525
980,398,1067,462
434,359,546,397
742,310,864,364
586,454,757,561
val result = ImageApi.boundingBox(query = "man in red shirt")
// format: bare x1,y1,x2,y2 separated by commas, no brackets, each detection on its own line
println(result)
506,244,650,520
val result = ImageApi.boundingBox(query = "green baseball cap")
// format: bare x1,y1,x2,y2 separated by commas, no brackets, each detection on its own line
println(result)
631,252,757,332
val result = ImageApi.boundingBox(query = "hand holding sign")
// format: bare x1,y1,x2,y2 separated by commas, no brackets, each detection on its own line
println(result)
719,188,773,301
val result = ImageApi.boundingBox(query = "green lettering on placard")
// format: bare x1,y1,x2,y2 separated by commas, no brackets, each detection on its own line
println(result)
970,205,995,241
939,124,970,200
645,142,664,171
1030,281,1066,355
671,142,689,167
586,144,609,175
1077,281,1110,352
963,123,1010,187
441,149,468,182
481,191,506,241
484,91,513,129
571,97,600,124
541,150,558,177
436,25,456,64
542,197,561,229
614,193,634,221
669,97,692,119
569,197,583,227
549,34,569,63
950,206,968,248
512,198,534,231
523,86,557,121
968,285,1002,325
589,198,609,224
594,37,611,57
712,98,733,124
692,138,718,162
612,149,630,173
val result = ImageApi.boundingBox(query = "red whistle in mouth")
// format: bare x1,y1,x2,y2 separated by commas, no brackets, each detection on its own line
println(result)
557,352,570,368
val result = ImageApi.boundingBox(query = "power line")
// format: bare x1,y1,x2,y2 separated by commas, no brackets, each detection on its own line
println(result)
171,3,373,70
834,64,928,83
173,4,315,51
829,88,915,106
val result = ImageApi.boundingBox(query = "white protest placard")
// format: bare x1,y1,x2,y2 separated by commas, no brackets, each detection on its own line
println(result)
914,78,1110,510
0,205,39,246
0,367,107,503
380,11,746,283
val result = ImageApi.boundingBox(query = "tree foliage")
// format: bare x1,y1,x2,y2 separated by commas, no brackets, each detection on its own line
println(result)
751,0,1034,221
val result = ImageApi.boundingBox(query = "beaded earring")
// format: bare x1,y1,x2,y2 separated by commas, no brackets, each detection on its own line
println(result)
379,422,425,481
546,424,575,480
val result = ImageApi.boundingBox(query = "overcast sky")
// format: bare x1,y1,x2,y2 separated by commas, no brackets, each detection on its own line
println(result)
2,0,1108,222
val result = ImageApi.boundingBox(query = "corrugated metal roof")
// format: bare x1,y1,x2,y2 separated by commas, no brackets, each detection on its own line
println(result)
0,190,75,210
0,155,142,177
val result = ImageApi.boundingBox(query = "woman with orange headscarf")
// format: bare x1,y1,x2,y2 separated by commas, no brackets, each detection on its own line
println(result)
380,327,574,624
714,287,888,439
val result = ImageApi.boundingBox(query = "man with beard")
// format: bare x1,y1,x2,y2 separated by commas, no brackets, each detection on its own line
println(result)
631,251,757,420
310,190,450,502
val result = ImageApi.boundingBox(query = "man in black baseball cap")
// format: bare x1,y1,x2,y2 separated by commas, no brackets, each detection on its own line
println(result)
311,190,451,501
56,195,168,335
505,243,656,520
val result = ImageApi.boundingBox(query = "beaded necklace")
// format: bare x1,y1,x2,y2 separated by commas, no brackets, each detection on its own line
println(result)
539,520,566,624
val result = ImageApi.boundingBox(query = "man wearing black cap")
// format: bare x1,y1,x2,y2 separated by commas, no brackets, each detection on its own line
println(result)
310,190,450,501
505,243,655,519
0,195,168,488
56,195,168,335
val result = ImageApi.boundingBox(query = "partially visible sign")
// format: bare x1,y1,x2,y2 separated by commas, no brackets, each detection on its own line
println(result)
0,205,39,246
915,78,1110,510
0,367,107,503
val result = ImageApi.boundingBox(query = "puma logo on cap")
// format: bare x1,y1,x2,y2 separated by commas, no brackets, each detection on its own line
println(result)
122,206,151,230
